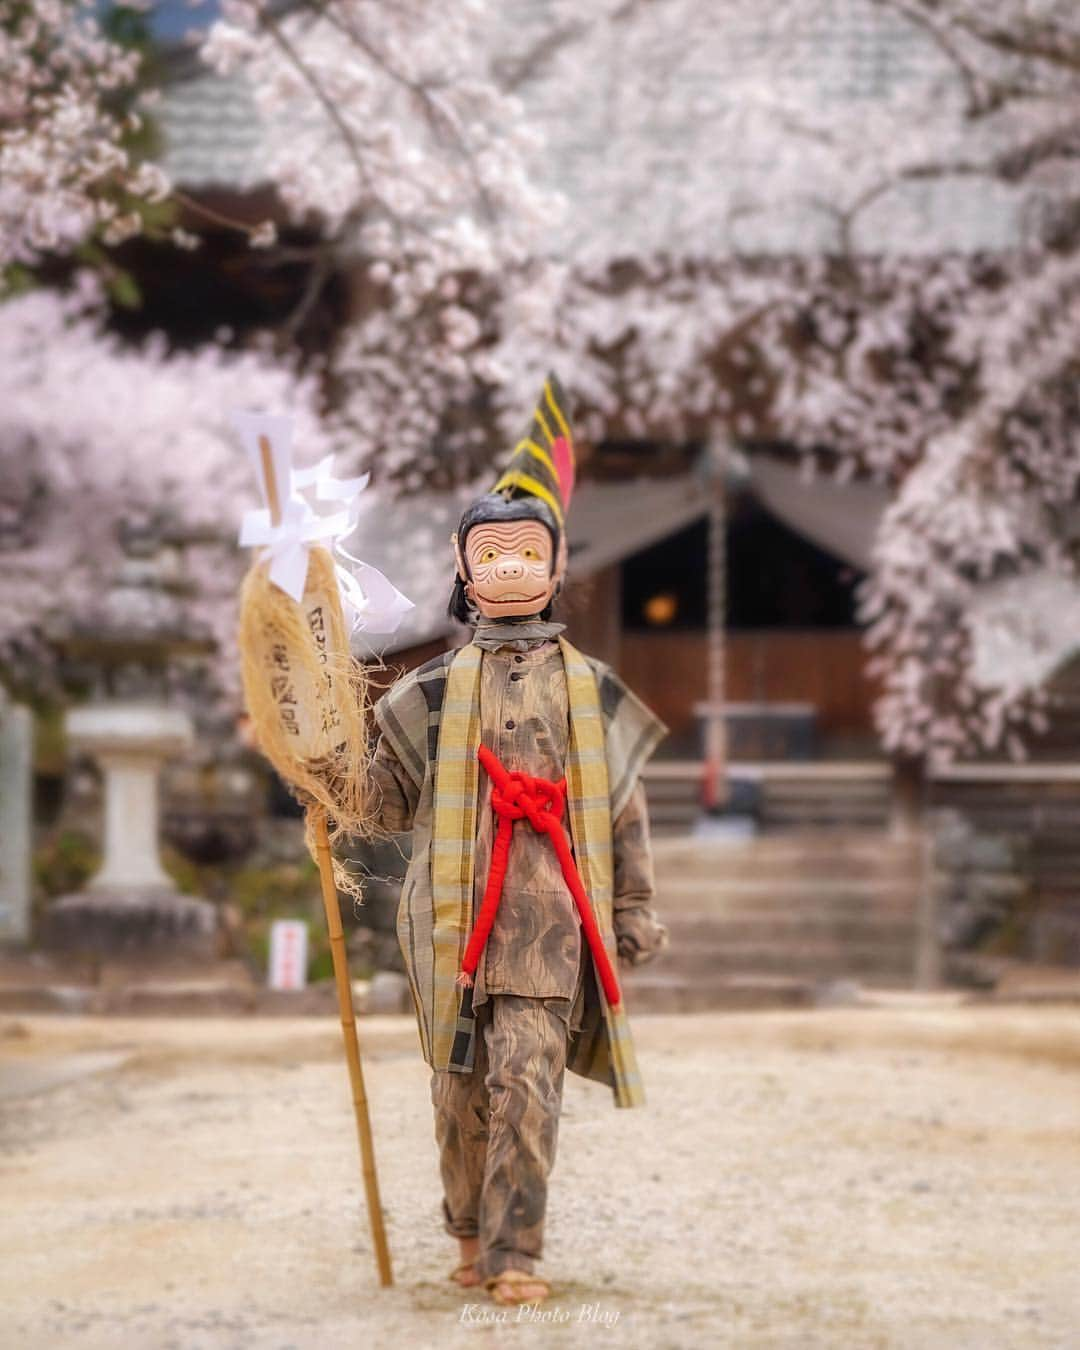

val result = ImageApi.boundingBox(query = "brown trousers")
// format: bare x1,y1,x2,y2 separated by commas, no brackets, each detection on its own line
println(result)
430,994,569,1279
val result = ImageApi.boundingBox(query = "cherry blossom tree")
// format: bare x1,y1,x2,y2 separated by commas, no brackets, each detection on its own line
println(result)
0,277,341,695
4,0,1078,762
0,0,171,269
765,0,1080,763
196,0,555,480
1,0,551,694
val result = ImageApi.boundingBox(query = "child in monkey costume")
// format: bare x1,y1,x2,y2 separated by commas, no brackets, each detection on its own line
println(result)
367,376,668,1305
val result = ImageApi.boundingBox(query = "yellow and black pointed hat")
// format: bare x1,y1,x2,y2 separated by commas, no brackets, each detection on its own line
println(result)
491,373,576,528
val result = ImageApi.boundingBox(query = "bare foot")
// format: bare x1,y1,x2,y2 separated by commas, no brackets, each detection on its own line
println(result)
450,1236,482,1288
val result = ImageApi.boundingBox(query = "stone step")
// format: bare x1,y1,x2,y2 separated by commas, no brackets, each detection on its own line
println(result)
659,939,916,979
651,831,923,861
661,912,918,943
656,886,923,909
656,873,922,899
0,985,98,1016
759,791,891,829
655,885,922,918
650,806,701,827
619,969,930,1013
763,785,893,803
644,778,703,800
761,807,890,829
653,871,922,893
653,822,700,837
654,847,924,873
0,980,341,1017
621,969,816,1013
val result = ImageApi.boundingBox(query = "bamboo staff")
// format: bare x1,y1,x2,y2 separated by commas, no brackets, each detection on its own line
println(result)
239,432,393,1287
313,805,393,1287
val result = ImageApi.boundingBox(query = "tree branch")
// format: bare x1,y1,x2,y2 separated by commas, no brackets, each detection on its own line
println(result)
951,10,1080,76
255,5,391,224
303,0,499,230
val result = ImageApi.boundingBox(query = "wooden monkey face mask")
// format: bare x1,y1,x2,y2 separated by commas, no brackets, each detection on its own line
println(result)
458,518,561,620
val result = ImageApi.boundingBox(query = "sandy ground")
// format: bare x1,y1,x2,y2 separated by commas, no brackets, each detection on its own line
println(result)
1,1004,1079,1350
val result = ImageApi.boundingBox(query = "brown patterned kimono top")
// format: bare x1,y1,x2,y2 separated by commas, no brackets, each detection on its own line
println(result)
369,637,664,1021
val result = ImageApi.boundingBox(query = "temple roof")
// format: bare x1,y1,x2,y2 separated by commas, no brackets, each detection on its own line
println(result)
157,2,1027,259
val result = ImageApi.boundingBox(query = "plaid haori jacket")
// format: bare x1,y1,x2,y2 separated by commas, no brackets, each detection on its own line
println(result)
372,637,666,1109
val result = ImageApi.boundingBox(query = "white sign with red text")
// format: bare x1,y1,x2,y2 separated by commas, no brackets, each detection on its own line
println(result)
268,919,309,991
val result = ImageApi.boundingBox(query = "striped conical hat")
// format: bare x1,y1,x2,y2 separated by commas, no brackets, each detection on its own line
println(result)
491,373,576,528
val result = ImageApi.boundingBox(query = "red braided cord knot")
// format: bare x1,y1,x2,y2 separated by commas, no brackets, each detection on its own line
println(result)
492,769,565,833
457,744,622,1008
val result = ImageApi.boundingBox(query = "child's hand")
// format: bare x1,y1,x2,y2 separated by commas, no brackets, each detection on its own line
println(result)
614,911,669,968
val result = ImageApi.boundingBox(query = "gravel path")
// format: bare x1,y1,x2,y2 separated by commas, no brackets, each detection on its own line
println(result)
2,1004,1079,1349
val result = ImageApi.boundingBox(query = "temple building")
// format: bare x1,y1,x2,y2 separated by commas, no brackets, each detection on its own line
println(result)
103,4,1080,982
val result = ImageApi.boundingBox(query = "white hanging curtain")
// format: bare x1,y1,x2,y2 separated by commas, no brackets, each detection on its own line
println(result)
746,454,887,571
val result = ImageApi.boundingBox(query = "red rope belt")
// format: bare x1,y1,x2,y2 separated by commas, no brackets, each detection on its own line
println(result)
456,744,622,1007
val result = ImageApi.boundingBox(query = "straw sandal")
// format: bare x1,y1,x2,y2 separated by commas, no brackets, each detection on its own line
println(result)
485,1269,552,1306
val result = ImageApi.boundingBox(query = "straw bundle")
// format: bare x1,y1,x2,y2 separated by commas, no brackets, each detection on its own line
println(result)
238,543,373,900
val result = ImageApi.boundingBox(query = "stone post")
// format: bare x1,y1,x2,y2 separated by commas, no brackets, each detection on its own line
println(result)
46,703,217,961
891,754,942,989
703,442,728,808
93,748,175,891
0,693,33,944
890,754,924,839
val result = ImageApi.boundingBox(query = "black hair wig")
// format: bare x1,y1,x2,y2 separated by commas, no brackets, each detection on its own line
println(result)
447,492,563,626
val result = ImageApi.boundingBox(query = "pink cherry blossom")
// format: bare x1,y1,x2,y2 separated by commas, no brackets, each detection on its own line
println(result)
0,1,165,267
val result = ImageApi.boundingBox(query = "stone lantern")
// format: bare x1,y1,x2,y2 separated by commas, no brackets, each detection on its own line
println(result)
46,525,219,962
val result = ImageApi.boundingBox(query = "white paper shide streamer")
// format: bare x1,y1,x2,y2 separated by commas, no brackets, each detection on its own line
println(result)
234,410,414,635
